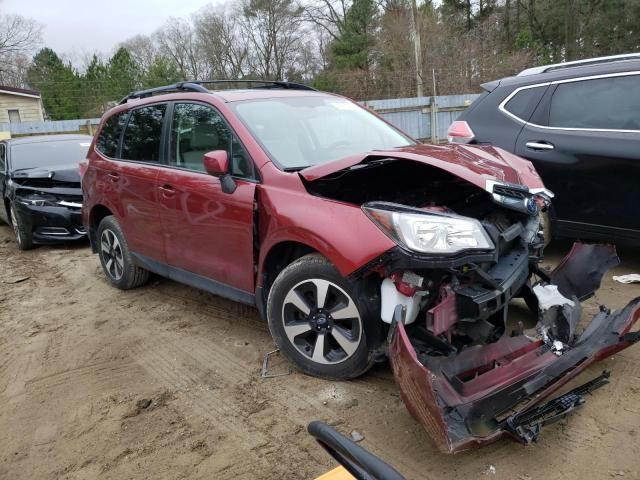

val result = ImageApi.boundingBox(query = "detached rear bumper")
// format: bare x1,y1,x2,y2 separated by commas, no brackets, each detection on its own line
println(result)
390,299,640,453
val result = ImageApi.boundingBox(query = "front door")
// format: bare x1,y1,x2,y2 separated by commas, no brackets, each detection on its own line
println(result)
156,102,258,295
516,73,640,241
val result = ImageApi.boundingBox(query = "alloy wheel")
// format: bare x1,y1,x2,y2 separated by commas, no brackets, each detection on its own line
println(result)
281,279,362,365
100,229,124,280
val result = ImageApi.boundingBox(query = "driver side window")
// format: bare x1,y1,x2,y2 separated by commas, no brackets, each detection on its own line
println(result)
170,103,256,179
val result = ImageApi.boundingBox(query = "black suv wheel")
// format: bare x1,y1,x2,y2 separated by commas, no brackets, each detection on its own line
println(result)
10,203,33,250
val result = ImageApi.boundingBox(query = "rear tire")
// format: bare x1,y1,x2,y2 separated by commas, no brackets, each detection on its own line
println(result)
97,216,148,289
10,203,34,251
266,254,375,380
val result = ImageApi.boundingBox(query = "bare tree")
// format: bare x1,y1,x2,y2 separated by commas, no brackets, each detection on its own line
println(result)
241,0,305,79
304,0,351,40
155,18,207,79
194,5,248,79
0,14,42,87
120,35,157,74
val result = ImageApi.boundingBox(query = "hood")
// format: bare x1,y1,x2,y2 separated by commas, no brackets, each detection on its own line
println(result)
299,144,545,191
12,163,81,183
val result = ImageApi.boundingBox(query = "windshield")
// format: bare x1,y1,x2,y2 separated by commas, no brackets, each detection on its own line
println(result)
231,96,414,169
11,139,91,170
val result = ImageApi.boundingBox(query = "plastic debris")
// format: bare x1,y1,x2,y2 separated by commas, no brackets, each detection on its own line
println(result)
533,284,575,310
613,274,640,284
350,430,364,442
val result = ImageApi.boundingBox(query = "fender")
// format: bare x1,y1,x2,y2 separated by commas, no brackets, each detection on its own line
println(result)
256,184,395,284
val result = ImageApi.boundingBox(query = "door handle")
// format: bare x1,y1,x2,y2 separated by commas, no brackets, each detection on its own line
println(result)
525,141,555,151
107,172,120,182
159,184,176,198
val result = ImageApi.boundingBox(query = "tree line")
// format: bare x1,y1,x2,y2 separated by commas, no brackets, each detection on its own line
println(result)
2,0,640,120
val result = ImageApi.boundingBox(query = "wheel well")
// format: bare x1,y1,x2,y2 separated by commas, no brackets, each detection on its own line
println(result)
89,205,113,251
262,241,317,293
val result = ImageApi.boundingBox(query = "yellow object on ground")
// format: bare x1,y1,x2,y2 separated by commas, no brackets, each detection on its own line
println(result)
314,466,355,480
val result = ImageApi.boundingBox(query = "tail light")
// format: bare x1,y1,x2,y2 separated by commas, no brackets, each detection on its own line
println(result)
447,121,475,144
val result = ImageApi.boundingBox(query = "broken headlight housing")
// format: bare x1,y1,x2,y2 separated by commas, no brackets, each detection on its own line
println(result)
363,203,494,254
17,193,59,207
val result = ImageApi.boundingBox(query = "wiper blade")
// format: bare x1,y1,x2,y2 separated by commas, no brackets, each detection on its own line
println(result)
283,166,309,172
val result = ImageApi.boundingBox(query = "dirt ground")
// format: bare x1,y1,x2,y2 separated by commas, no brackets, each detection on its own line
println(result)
1,223,639,480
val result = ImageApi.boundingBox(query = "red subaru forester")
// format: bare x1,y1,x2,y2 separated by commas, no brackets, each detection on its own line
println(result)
82,81,640,453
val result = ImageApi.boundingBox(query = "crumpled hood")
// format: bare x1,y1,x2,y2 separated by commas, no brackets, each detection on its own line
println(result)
299,144,545,191
12,163,81,183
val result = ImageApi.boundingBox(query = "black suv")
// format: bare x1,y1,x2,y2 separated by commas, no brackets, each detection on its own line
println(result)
448,53,640,245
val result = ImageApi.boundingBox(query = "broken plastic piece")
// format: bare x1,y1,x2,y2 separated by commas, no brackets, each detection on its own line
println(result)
533,284,574,310
613,274,640,284
550,243,619,301
505,371,610,444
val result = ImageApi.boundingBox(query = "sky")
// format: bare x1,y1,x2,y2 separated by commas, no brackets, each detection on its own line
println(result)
2,0,220,59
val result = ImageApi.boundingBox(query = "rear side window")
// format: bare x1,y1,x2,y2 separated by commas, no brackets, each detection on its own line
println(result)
121,104,167,162
549,75,640,130
503,85,547,121
96,112,127,158
0,143,5,171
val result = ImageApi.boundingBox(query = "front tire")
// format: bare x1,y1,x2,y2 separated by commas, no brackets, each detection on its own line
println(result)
10,203,33,250
97,216,149,289
266,254,374,380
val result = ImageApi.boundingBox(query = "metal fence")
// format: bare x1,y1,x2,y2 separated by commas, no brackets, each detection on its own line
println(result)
0,118,101,137
362,93,480,142
0,93,480,142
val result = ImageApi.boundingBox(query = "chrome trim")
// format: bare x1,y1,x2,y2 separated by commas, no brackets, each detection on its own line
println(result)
525,141,554,151
518,53,640,76
38,227,70,236
57,200,83,208
498,71,640,133
529,187,555,199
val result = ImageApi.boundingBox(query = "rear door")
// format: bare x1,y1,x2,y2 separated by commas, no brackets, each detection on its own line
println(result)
156,102,258,296
100,104,168,262
515,73,640,241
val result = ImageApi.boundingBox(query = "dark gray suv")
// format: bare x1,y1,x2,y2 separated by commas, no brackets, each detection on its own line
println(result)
448,53,640,245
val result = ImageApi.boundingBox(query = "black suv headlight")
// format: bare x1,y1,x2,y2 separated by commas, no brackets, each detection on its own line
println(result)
17,193,59,207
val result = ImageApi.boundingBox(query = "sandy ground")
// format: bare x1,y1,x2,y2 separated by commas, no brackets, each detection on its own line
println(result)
1,223,640,480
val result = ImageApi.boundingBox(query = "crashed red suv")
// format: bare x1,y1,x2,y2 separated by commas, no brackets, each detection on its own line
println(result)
82,81,640,453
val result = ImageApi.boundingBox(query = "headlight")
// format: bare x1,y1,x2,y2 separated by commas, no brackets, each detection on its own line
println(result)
363,204,494,254
17,193,58,207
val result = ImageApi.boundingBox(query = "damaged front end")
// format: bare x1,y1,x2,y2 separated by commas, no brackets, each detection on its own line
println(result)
388,243,640,453
10,165,86,242
301,148,640,453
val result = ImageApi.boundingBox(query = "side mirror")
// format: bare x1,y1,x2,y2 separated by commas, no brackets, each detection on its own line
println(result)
203,150,236,194
203,150,229,176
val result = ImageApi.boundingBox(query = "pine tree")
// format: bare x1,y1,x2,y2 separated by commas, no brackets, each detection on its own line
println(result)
27,48,81,120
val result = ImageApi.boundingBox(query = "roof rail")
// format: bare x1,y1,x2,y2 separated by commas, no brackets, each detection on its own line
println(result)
119,79,316,104
517,53,640,76
119,82,208,104
191,79,317,91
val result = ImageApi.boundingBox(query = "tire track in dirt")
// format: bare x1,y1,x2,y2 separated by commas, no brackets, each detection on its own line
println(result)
24,359,141,396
